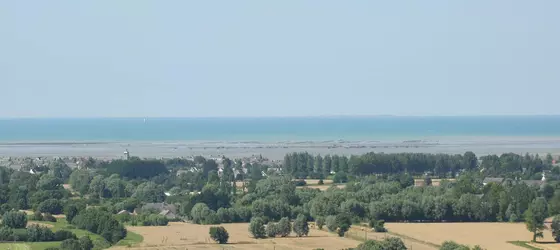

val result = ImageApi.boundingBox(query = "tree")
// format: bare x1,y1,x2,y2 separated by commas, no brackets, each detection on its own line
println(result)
293,214,309,237
209,226,229,244
65,204,79,223
266,221,278,238
36,174,63,191
277,217,291,237
315,216,325,230
69,169,93,195
191,203,213,224
249,217,266,238
2,211,27,228
38,199,64,214
525,197,548,242
60,239,81,250
335,213,352,237
79,236,94,250
326,215,337,232
424,176,432,186
552,215,560,242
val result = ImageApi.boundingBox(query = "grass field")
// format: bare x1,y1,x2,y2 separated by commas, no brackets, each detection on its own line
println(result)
385,222,558,250
0,219,107,250
110,222,362,250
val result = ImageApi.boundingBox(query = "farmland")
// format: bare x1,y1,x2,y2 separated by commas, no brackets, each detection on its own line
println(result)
385,222,558,250
110,222,362,250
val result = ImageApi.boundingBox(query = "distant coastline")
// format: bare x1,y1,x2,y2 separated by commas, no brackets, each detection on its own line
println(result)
2,116,560,160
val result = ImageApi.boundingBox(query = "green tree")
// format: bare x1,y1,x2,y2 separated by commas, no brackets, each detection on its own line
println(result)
326,215,337,232
440,241,470,250
60,239,81,250
65,204,79,223
69,169,93,195
249,217,266,238
2,211,27,228
335,213,352,237
315,216,325,230
525,197,548,242
79,236,94,250
38,199,64,214
551,215,560,242
276,217,291,237
293,214,309,237
266,221,278,238
209,226,229,244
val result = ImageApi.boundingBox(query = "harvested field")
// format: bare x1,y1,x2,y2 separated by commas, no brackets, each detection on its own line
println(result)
345,225,436,250
385,222,558,250
297,184,346,191
110,222,362,250
304,179,334,185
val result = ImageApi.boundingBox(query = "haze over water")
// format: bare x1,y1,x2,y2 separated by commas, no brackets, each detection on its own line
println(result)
1,116,560,142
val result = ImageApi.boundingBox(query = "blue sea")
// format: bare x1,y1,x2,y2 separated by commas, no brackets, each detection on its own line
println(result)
1,116,560,142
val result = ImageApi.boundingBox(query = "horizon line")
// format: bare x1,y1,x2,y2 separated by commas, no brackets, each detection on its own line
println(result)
2,114,560,120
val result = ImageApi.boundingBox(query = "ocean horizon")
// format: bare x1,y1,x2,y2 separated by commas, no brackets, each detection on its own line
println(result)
1,116,560,142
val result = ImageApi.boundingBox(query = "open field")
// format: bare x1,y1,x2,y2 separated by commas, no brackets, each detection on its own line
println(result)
110,222,362,250
343,224,436,250
385,222,559,250
297,184,346,191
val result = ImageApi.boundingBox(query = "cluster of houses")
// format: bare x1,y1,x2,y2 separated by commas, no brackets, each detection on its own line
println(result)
482,172,547,187
117,202,179,220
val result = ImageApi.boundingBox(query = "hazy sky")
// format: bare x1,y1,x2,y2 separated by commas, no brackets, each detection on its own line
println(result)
1,1,559,118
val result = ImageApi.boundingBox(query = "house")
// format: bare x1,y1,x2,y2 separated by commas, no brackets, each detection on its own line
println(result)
137,202,178,216
117,210,132,215
159,209,177,219
483,177,504,186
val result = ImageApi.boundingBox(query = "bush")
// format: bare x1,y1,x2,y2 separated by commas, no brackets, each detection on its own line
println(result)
318,179,324,185
293,214,309,237
552,215,560,242
356,237,408,250
27,224,55,242
369,219,387,232
79,236,94,250
44,213,57,222
60,239,81,250
209,226,229,244
0,226,14,241
38,199,64,215
249,217,266,238
276,217,291,237
45,248,60,250
31,210,44,221
2,211,28,229
440,241,470,250
266,222,278,238
54,230,77,241
71,208,127,244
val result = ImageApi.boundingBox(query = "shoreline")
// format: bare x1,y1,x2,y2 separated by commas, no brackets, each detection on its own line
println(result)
1,136,560,161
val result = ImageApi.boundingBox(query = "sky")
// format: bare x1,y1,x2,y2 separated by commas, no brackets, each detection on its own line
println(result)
1,1,559,118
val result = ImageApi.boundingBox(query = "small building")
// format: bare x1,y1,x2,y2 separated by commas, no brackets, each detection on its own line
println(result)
483,177,504,186
159,209,177,219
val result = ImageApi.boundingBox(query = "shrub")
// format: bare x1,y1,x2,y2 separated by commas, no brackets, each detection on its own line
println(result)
54,230,77,241
209,226,229,244
79,236,94,250
60,239,81,250
552,215,560,242
2,211,28,229
31,210,44,221
369,219,387,232
315,216,325,230
44,213,57,222
0,226,13,241
12,229,28,241
440,241,470,250
266,221,278,238
318,179,324,185
293,214,309,237
276,217,291,237
249,217,266,238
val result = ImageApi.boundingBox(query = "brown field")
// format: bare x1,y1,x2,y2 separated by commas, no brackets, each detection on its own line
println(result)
345,224,436,250
110,222,362,250
386,222,559,250
414,178,456,187
296,184,346,191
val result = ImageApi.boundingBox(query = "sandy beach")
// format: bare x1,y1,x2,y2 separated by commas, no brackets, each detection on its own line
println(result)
1,136,560,161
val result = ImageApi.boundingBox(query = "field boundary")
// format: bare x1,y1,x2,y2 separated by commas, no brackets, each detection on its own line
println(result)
384,231,441,248
507,241,543,250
